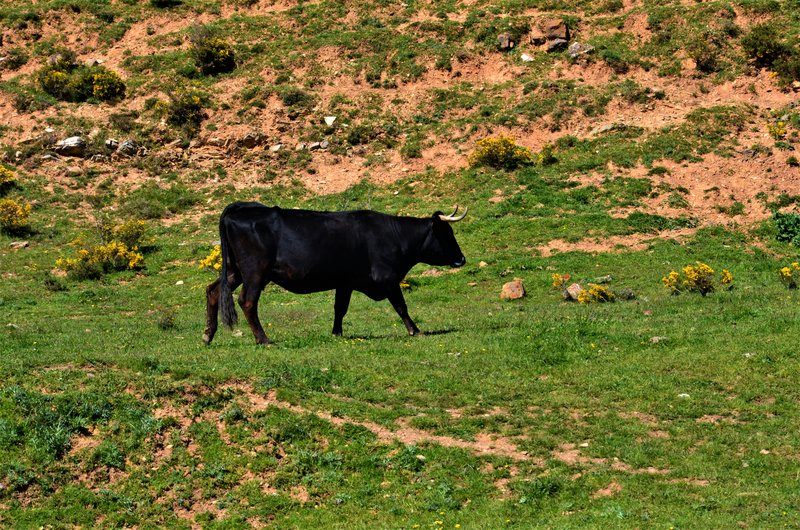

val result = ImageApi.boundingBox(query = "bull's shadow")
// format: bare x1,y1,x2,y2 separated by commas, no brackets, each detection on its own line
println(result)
343,328,456,341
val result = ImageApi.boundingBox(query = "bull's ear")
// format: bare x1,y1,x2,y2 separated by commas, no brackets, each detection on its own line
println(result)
431,211,444,220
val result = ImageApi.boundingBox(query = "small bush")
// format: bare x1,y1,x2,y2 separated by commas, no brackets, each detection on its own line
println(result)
56,220,150,280
741,24,790,69
0,198,32,233
156,307,177,330
161,87,208,137
468,136,534,170
35,55,126,103
91,69,126,101
190,26,236,75
662,262,733,296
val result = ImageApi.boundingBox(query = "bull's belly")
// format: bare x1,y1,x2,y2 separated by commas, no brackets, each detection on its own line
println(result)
271,277,388,300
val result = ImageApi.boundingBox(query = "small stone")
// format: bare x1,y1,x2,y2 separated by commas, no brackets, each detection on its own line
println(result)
520,53,534,63
324,116,337,126
500,279,525,300
295,143,307,151
479,261,488,268
320,140,329,150
269,143,283,152
547,38,569,52
175,280,184,286
567,42,595,59
9,241,28,250
308,142,322,151
117,139,140,157
650,336,668,343
497,33,515,50
105,138,119,150
677,393,690,399
53,136,86,157
207,137,226,147
240,131,266,148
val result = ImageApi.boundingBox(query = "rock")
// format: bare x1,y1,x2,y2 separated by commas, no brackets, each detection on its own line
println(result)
650,336,668,344
295,143,307,151
207,137,227,148
500,279,525,300
53,136,86,157
269,143,283,152
531,18,569,44
568,42,595,59
616,288,637,301
520,53,534,63
117,139,140,157
105,138,119,150
85,58,103,67
320,140,329,150
240,131,266,148
9,241,28,250
90,154,109,163
563,282,583,301
308,142,322,151
324,116,337,126
479,261,488,268
497,33,515,50
547,38,569,52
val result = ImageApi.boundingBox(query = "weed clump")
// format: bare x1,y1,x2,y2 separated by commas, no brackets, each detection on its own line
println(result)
190,26,236,76
662,262,733,296
0,197,32,234
468,136,534,170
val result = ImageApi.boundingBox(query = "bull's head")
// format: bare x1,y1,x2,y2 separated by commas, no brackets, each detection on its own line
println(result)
424,206,467,267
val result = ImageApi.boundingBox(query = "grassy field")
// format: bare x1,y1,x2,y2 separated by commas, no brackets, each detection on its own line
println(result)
1,0,800,527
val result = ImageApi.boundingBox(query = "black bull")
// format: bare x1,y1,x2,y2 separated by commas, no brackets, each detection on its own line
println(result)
203,202,467,345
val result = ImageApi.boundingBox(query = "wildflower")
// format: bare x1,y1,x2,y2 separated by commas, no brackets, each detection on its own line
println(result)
577,283,615,304
199,245,222,272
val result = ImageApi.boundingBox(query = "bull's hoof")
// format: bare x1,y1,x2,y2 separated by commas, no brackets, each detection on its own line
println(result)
255,337,273,346
202,333,212,345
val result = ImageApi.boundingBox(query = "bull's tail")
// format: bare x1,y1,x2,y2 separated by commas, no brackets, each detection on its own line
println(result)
218,214,238,329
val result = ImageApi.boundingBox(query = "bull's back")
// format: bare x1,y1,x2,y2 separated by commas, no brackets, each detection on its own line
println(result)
222,204,382,293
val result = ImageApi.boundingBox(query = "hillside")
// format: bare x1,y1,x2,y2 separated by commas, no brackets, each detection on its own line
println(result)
2,1,800,528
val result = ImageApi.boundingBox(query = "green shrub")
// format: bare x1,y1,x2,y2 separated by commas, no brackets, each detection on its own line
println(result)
773,211,800,245
157,87,208,137
0,47,28,71
741,24,791,69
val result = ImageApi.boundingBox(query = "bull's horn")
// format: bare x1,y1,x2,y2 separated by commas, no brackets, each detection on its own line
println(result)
438,206,468,222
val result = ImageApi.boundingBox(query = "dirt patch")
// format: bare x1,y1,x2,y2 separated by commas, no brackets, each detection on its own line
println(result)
225,383,534,462
592,480,623,498
553,443,671,476
538,228,696,256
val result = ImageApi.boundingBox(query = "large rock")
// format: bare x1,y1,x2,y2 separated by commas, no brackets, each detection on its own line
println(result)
240,131,266,148
500,279,526,300
497,33,515,50
568,42,595,59
53,136,86,157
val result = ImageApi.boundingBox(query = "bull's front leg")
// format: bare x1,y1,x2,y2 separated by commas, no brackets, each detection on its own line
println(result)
332,288,352,336
238,285,272,345
387,285,420,336
203,278,220,345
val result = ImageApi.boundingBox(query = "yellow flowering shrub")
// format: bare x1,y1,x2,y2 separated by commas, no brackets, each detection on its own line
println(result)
191,31,236,75
159,86,208,136
779,262,800,289
468,136,534,170
0,197,32,232
662,262,733,296
92,69,126,101
0,166,16,192
577,284,615,304
56,220,148,279
199,245,222,272
767,121,787,140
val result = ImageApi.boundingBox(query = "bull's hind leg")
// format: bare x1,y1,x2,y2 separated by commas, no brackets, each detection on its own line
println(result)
239,284,271,345
203,278,221,344
332,288,352,336
387,286,420,336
